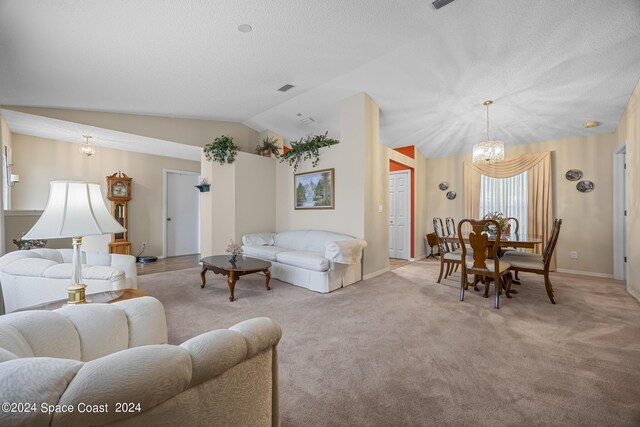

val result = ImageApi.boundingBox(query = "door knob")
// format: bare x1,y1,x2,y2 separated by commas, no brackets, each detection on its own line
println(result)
167,217,172,221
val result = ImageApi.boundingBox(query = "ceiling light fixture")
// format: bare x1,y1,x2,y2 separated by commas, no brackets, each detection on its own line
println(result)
79,134,96,157
472,100,505,164
584,120,600,128
237,24,252,33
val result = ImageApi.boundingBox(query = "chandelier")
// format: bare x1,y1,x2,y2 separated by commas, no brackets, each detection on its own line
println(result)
472,100,504,164
79,134,96,157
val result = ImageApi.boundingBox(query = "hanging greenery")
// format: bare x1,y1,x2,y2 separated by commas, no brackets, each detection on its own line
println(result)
203,135,240,165
254,136,281,157
279,132,340,172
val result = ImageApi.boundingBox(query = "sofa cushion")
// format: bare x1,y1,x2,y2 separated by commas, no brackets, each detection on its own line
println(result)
3,258,58,277
31,249,65,263
242,233,275,246
241,245,289,262
275,251,330,272
43,264,125,282
273,230,355,252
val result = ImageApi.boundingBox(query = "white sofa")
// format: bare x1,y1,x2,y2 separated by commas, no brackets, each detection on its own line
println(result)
0,297,282,426
242,230,367,293
0,248,137,313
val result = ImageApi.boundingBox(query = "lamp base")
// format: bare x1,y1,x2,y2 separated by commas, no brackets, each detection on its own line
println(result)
67,283,87,304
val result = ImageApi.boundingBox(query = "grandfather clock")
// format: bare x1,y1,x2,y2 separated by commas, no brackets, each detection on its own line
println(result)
106,171,132,255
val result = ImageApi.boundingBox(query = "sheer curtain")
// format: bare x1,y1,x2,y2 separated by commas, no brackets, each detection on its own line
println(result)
479,171,528,236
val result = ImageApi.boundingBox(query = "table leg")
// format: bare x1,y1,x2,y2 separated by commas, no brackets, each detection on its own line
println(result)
264,269,271,290
227,271,237,302
200,267,207,288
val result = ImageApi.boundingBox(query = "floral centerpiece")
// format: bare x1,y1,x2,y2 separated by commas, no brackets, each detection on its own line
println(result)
482,212,510,235
226,240,243,263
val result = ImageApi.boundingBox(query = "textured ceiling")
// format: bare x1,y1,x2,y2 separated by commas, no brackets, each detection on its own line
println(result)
0,0,639,158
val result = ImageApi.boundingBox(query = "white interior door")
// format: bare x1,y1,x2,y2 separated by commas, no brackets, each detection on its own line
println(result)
166,171,200,257
389,174,396,258
389,170,410,260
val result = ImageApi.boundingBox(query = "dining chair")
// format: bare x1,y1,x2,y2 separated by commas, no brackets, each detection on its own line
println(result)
457,219,512,309
433,217,461,283
506,217,520,234
500,219,562,304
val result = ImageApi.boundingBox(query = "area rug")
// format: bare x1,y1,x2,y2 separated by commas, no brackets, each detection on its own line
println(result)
138,259,640,426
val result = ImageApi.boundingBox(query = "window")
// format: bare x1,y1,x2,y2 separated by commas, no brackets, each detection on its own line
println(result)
479,171,528,235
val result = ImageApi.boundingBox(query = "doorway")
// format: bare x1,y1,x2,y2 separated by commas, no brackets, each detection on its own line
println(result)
164,170,200,258
613,143,627,281
389,170,411,260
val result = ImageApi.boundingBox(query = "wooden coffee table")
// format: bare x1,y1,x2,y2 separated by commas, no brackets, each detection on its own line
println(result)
15,289,149,311
200,255,272,302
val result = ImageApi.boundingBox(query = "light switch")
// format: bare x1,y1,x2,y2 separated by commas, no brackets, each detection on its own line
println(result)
378,205,383,213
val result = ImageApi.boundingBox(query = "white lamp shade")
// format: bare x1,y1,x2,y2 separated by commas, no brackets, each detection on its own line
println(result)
23,181,126,239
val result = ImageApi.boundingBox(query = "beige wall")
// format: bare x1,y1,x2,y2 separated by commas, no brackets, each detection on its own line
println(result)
4,212,71,252
200,151,276,257
425,133,618,276
3,107,261,152
274,93,389,276
414,151,429,258
0,113,10,253
275,103,366,241
616,78,640,300
9,134,200,257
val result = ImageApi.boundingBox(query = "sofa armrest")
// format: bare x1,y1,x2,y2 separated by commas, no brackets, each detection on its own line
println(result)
110,254,138,289
54,345,192,426
181,317,281,388
325,239,368,264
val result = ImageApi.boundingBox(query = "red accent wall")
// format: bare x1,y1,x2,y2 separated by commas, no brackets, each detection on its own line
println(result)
393,146,415,159
389,160,415,258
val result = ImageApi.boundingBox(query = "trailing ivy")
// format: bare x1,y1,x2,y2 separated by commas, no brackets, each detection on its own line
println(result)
279,132,340,171
204,135,240,165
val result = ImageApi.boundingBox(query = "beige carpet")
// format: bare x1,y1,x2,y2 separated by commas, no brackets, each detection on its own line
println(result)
138,259,640,426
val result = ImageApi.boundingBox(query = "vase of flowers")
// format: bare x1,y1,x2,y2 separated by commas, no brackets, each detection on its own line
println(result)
226,240,243,263
482,212,510,235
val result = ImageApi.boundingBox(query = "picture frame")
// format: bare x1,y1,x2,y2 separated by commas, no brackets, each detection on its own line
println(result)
294,168,335,210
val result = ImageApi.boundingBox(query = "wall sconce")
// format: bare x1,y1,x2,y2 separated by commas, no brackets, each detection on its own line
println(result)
9,173,19,187
79,134,96,157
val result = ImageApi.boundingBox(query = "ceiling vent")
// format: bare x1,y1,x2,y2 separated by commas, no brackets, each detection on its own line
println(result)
278,84,295,92
299,116,315,126
432,0,456,10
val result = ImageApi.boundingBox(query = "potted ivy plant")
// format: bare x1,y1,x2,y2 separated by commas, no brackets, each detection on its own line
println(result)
254,136,280,157
279,132,340,171
204,135,240,165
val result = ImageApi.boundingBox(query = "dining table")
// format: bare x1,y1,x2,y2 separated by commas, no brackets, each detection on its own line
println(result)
443,233,543,294
443,233,542,251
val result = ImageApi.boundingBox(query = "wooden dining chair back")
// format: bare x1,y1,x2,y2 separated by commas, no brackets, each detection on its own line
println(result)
433,217,461,283
506,217,520,234
457,219,512,309
500,219,563,304
445,217,460,251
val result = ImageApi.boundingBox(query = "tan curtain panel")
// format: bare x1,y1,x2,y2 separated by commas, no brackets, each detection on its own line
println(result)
463,152,553,268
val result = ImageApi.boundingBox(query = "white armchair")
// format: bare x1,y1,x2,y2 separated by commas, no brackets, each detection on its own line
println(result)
0,248,138,313
0,297,282,426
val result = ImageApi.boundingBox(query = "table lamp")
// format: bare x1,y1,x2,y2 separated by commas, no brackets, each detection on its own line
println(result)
22,181,126,304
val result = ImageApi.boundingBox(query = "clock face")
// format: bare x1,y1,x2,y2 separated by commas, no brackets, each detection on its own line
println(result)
112,181,127,197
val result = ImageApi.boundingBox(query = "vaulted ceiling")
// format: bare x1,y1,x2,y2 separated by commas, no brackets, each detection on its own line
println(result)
0,0,639,158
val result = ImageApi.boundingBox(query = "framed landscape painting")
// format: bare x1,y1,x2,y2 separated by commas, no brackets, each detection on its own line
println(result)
294,168,335,210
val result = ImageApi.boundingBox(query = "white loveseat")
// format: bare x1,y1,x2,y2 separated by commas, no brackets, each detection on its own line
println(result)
0,248,137,313
242,230,367,293
0,297,282,426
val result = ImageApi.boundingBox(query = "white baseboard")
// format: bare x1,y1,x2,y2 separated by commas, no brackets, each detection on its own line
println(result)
556,269,614,279
627,285,640,302
363,267,390,280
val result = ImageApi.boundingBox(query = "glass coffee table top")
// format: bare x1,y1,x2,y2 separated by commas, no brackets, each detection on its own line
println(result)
200,255,271,272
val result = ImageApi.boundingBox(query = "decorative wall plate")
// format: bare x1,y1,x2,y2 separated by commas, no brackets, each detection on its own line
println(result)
576,180,594,193
565,169,582,181
446,191,456,200
439,181,449,191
